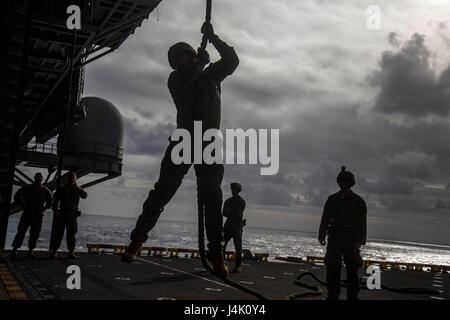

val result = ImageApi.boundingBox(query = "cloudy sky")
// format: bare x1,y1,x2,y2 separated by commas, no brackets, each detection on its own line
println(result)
79,0,450,245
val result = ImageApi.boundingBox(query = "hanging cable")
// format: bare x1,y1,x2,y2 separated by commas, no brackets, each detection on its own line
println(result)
197,200,269,300
199,0,212,53
194,0,269,300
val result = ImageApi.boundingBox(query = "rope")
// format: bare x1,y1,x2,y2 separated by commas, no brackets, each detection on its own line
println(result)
193,0,269,300
287,272,324,300
197,200,269,300
288,271,441,300
199,0,212,52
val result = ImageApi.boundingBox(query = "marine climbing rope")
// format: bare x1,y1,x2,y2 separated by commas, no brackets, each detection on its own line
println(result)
195,0,268,300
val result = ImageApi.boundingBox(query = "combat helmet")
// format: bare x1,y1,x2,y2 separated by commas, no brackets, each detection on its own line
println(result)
168,42,197,70
336,166,355,187
230,182,242,192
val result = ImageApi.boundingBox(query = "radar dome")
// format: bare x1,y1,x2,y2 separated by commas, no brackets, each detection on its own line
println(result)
62,96,124,160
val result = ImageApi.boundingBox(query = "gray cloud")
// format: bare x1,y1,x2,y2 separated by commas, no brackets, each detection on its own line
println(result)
81,0,450,244
123,117,174,156
369,33,450,118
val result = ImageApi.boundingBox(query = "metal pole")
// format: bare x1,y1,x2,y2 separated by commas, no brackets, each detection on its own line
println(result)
56,30,77,189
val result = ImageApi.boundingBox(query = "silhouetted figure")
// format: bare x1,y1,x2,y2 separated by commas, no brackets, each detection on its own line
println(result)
49,172,87,259
11,172,53,258
122,22,239,278
319,166,367,300
223,182,246,273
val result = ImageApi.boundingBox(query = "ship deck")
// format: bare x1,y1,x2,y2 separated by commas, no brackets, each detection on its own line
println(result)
0,251,448,300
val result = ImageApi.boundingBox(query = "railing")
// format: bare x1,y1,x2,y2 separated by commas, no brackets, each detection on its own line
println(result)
86,243,269,262
305,256,449,273
23,140,58,155
22,139,124,159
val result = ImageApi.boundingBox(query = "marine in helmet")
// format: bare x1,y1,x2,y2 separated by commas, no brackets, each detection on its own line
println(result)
318,166,367,300
49,172,87,259
11,172,53,258
122,22,239,278
223,182,246,273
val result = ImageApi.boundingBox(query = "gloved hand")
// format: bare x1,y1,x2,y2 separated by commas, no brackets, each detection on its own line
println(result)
201,21,214,37
197,48,210,66
319,238,326,246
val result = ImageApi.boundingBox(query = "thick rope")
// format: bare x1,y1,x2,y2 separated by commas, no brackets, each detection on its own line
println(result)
199,0,212,52
197,201,268,300
288,271,441,300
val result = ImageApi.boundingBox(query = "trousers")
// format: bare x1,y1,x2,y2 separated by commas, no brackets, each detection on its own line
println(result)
324,233,363,300
131,141,225,255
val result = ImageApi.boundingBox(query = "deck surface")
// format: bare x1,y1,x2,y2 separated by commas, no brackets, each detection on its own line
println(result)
0,251,448,300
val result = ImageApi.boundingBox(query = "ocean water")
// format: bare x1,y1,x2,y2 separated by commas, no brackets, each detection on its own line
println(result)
5,213,450,266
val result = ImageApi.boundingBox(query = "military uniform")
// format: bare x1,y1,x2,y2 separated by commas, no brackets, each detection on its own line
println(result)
12,183,53,250
319,190,367,300
130,34,239,257
50,184,87,252
223,195,246,267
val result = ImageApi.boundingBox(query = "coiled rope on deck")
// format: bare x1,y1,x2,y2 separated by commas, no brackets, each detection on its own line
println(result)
288,271,441,300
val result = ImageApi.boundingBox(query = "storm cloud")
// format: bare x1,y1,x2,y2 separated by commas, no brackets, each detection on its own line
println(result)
369,32,450,119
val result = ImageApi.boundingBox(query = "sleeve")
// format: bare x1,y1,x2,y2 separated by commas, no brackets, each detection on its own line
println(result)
14,187,26,208
318,197,332,241
238,199,246,219
358,199,367,245
205,34,239,85
167,69,199,123
52,189,60,211
223,199,230,218
44,188,53,209
79,187,88,199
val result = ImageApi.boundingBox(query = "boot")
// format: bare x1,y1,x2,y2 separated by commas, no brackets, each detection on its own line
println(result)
68,251,78,259
27,249,35,258
121,240,143,263
49,250,58,259
207,252,228,278
11,248,17,258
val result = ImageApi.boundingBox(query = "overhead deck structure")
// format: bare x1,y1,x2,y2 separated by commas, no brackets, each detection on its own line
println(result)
0,0,162,249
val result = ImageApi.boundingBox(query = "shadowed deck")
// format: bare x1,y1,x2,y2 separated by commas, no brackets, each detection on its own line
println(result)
0,251,448,300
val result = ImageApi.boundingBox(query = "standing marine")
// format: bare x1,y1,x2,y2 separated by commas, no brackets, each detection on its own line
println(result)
49,172,87,259
11,172,53,258
223,182,246,273
318,166,367,300
121,22,239,278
